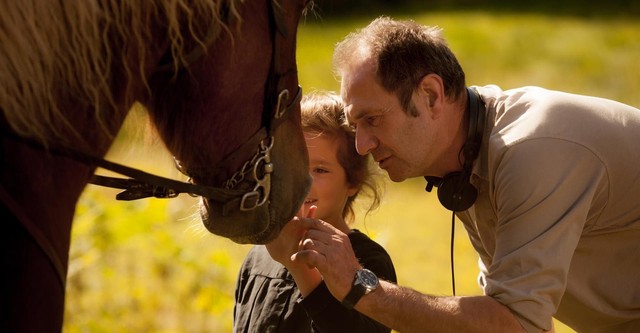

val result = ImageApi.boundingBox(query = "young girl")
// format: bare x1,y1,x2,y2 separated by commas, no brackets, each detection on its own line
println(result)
233,92,397,333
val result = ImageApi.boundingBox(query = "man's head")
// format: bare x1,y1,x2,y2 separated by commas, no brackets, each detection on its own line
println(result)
333,16,466,116
334,17,470,182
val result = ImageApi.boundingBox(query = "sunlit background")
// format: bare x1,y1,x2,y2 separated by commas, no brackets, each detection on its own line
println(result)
63,2,639,332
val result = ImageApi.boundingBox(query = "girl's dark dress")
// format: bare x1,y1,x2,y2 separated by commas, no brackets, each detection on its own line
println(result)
233,230,397,333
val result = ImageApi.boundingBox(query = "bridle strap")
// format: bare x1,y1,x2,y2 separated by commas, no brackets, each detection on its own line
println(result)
3,79,300,220
88,85,301,202
3,82,296,202
3,132,235,201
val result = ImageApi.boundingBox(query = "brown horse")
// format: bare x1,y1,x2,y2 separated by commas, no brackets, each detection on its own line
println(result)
0,0,312,331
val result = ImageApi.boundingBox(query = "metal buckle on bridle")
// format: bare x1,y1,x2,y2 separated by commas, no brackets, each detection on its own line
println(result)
220,136,274,211
274,89,289,119
239,137,274,211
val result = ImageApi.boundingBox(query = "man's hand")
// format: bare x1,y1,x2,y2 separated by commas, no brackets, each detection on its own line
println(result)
292,217,362,302
265,206,323,296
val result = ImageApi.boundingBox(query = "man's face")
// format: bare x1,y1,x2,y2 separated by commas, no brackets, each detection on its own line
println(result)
341,60,438,182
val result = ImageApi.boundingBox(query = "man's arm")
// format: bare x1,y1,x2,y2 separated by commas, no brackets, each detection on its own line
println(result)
356,281,525,333
293,217,532,333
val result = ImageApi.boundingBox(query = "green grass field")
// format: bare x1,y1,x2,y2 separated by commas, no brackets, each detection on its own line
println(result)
63,9,639,333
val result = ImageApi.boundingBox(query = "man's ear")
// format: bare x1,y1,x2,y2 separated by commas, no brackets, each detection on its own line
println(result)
418,74,446,113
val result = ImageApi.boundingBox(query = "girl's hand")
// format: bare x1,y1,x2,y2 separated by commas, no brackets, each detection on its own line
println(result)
266,206,316,267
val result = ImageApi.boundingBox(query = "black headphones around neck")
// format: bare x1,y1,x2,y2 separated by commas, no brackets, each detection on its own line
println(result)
424,87,486,212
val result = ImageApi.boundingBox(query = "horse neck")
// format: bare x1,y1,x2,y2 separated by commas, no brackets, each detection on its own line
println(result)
0,107,129,263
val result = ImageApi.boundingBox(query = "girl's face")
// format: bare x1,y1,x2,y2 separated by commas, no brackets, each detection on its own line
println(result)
301,132,358,226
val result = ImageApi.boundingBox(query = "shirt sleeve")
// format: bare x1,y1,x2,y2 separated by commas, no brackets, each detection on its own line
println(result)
487,139,608,332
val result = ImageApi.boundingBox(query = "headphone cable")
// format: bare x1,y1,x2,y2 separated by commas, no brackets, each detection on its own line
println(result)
450,211,456,296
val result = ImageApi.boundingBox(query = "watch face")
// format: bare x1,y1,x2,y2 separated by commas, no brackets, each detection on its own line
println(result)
358,269,379,289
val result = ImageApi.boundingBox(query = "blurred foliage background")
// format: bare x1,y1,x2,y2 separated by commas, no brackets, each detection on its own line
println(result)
63,1,639,332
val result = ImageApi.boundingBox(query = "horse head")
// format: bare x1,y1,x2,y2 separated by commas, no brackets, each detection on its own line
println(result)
0,1,313,330
146,0,312,244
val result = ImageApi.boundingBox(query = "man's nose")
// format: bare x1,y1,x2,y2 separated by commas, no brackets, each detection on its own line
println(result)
355,127,377,155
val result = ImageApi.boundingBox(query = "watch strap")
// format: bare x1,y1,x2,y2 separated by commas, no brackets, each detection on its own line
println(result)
341,280,367,310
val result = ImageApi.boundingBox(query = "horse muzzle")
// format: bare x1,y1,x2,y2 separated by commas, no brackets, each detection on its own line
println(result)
198,115,311,244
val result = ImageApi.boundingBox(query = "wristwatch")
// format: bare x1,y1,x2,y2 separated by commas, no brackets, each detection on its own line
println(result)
341,268,379,310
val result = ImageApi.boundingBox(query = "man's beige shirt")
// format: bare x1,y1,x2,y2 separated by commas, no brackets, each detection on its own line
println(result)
457,85,640,332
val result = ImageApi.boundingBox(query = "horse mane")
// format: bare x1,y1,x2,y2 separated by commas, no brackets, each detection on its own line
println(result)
0,0,244,147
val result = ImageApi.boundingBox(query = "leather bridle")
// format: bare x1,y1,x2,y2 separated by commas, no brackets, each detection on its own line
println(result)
93,0,303,215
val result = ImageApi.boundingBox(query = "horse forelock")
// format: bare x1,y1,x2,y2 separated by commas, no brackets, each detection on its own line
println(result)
0,0,244,148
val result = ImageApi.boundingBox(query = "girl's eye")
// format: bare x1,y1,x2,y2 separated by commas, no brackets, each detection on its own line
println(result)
313,167,328,174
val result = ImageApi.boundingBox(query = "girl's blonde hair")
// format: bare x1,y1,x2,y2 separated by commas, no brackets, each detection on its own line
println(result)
300,91,383,223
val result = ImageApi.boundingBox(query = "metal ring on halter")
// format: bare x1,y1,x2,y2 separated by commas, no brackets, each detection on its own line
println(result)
274,89,290,119
240,137,274,211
